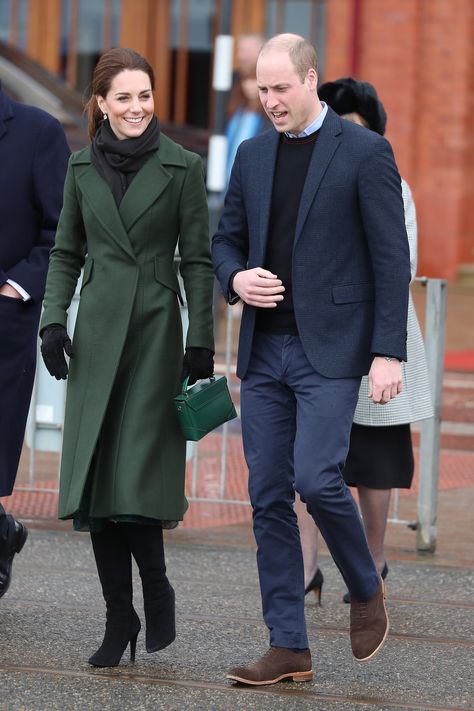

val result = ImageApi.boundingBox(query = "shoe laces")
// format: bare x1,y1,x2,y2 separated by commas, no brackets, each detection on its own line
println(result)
352,600,369,621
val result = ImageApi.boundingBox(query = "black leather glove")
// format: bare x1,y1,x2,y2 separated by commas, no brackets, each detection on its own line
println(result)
180,347,214,386
40,324,74,380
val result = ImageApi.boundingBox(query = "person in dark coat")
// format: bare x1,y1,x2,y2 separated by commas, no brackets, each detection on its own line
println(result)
0,81,70,598
212,34,410,684
39,48,215,668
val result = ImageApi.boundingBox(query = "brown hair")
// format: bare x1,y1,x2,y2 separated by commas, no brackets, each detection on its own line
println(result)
260,34,317,82
85,47,155,139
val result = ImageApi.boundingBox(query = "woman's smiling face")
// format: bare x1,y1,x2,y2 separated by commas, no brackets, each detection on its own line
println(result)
96,69,154,140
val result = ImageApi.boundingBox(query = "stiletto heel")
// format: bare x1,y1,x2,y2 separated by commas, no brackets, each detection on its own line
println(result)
129,627,139,663
343,561,389,603
305,568,324,604
89,609,141,667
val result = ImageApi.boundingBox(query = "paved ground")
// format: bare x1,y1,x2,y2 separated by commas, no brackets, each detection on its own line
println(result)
1,523,473,711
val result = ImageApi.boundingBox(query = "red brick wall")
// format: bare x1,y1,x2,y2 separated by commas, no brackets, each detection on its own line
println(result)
325,0,474,279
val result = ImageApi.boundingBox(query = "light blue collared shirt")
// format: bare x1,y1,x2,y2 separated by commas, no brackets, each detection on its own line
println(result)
285,102,328,138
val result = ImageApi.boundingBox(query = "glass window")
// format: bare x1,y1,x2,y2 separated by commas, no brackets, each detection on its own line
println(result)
187,0,214,51
265,0,326,79
60,0,122,92
0,2,11,43
17,0,28,50
110,0,122,46
60,0,71,79
76,0,105,91
170,0,216,128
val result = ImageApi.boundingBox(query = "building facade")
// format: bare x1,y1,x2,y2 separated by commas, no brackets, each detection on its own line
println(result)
1,0,473,279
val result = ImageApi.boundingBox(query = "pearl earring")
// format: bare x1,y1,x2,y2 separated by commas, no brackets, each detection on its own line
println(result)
103,113,107,121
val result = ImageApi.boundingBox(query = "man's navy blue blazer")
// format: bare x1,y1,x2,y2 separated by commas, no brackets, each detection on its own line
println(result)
212,107,411,380
0,85,70,302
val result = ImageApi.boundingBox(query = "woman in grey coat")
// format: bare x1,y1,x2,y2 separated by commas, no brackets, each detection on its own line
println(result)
296,78,433,603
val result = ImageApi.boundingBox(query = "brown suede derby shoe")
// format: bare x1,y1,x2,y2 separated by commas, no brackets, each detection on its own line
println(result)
227,646,313,686
350,581,389,661
0,519,28,599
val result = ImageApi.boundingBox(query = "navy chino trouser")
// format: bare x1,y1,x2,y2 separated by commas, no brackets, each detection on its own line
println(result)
241,333,380,649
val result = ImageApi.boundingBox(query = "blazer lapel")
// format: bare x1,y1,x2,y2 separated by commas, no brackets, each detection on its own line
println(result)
257,130,280,258
74,152,136,261
294,110,342,245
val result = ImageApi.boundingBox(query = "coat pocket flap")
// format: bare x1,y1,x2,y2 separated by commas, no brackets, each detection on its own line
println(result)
154,258,184,305
332,282,375,304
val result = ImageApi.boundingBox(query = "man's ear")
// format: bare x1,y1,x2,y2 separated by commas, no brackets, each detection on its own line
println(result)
306,68,318,90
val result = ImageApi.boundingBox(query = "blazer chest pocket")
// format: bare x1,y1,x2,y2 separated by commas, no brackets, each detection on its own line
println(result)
332,282,375,304
154,257,184,305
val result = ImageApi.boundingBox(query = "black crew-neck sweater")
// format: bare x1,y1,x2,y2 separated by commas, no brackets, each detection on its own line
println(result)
255,130,319,335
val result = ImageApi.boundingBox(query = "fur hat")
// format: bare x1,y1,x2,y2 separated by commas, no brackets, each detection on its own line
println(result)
318,77,387,136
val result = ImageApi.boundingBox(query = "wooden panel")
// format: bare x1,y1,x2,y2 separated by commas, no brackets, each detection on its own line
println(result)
120,0,171,121
147,0,172,120
26,0,62,73
120,0,152,56
65,0,78,88
232,0,266,37
174,0,189,125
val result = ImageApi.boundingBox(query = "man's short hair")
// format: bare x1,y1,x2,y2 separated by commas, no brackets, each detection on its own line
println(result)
260,34,318,81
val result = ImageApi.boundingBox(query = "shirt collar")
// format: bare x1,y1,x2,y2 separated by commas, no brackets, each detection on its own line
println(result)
285,101,328,138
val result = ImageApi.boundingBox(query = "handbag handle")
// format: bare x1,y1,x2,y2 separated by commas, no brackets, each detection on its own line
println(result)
181,374,215,394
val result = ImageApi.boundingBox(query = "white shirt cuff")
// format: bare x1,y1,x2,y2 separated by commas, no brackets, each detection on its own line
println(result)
6,279,31,301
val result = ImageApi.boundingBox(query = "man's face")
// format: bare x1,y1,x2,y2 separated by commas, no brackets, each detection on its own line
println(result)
256,50,319,135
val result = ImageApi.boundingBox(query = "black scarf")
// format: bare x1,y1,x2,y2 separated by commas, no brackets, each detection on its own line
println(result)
91,115,161,205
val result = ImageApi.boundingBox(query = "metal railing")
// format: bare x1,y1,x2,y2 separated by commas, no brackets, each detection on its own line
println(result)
415,278,447,552
386,278,447,554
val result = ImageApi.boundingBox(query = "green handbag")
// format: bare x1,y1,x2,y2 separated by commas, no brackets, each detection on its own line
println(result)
173,375,237,441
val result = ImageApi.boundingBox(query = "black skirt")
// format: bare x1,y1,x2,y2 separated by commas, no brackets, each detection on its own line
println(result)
343,423,414,490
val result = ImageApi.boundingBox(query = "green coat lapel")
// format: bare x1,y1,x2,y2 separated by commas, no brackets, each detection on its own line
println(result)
118,137,188,232
73,149,136,260
119,153,174,233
